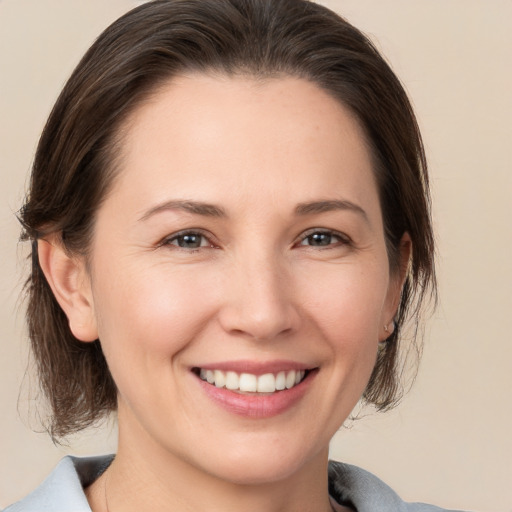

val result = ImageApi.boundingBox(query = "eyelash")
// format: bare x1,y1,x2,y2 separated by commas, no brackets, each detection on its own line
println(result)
161,230,217,251
160,228,351,252
296,229,350,249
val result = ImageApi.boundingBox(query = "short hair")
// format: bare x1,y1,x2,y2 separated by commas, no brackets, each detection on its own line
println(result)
20,0,436,440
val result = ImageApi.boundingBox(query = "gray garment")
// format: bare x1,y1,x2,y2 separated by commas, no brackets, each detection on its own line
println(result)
4,455,469,512
328,462,468,512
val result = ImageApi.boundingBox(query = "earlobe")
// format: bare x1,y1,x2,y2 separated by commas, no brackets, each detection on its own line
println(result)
381,233,412,340
37,236,98,342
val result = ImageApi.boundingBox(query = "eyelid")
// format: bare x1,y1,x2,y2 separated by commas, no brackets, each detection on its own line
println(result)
158,227,350,251
159,229,218,250
295,228,351,248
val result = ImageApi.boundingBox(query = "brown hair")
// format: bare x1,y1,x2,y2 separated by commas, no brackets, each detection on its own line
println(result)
20,0,435,440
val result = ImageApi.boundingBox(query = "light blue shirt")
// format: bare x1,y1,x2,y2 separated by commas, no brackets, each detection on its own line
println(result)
4,455,469,511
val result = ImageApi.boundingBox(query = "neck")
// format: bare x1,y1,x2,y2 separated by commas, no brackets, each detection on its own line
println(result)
107,448,333,512
88,420,335,512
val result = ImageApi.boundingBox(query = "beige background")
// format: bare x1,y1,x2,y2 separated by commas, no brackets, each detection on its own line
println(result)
1,0,511,510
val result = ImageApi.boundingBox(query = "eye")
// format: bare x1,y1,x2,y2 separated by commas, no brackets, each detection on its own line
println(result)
298,230,348,248
163,231,213,250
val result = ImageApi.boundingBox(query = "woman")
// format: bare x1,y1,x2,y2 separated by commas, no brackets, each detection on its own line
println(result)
6,0,463,510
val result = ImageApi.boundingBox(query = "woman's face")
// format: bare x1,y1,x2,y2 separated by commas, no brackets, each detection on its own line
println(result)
83,75,403,484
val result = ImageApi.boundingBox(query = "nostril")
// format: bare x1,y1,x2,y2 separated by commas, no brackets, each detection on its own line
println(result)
218,302,301,342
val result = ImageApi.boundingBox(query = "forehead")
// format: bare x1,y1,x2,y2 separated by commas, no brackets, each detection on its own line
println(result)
108,73,379,218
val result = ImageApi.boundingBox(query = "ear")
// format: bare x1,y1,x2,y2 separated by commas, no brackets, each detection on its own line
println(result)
37,236,98,342
380,233,412,340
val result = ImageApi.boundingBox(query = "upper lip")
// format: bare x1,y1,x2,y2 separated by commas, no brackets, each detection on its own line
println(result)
192,360,314,376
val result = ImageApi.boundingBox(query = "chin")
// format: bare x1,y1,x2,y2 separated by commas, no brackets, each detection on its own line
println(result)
207,459,303,486
194,439,325,487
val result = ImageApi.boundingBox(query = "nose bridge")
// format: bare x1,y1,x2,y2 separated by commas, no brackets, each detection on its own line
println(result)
219,243,299,340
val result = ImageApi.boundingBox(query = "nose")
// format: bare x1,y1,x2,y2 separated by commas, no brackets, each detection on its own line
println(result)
218,251,301,341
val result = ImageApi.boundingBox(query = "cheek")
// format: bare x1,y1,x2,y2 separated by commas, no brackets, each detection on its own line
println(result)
91,261,219,368
300,261,389,341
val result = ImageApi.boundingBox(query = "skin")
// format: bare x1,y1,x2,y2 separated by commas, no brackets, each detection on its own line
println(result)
39,74,408,512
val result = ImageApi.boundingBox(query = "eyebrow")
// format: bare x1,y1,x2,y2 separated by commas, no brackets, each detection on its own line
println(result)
139,198,368,223
139,200,227,221
294,199,369,222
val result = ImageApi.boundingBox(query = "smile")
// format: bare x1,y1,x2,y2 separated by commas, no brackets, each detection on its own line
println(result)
196,368,308,393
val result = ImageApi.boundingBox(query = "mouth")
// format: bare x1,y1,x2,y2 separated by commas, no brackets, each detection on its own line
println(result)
192,368,311,394
192,364,318,417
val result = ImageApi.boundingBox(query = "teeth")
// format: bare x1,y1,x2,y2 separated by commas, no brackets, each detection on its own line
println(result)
198,368,307,393
214,370,226,388
225,371,239,390
257,373,275,393
239,373,257,392
285,370,296,389
275,371,286,391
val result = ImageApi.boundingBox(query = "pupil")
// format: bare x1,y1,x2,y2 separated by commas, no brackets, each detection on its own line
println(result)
179,234,201,248
309,233,331,246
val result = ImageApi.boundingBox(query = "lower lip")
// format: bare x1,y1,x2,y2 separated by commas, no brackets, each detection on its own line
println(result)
196,371,316,419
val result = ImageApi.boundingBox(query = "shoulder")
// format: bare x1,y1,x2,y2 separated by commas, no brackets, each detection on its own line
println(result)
3,455,114,512
328,460,471,512
3,456,471,512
